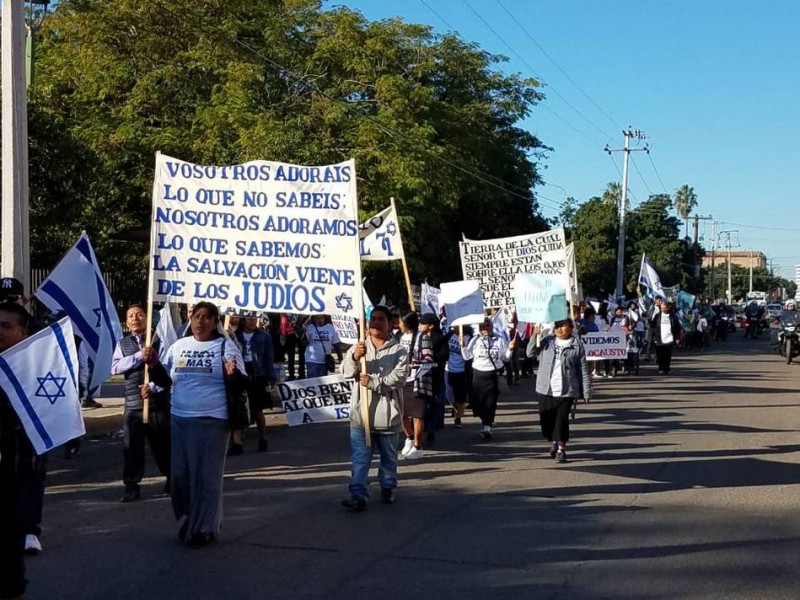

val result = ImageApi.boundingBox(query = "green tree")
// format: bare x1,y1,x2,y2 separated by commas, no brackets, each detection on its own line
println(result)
601,182,621,206
673,184,698,239
28,0,550,304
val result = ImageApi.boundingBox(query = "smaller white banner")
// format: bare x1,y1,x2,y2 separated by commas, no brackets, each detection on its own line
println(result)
440,280,485,327
359,204,405,261
277,374,353,426
331,315,359,345
580,329,628,361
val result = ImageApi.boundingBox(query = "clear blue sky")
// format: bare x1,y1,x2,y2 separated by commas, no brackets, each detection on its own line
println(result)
331,0,800,281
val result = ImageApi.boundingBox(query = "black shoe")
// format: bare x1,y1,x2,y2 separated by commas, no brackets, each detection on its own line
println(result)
549,445,557,459
341,496,367,511
453,418,463,429
188,532,217,548
257,438,268,452
479,430,493,440
226,443,244,457
81,398,103,409
555,449,567,463
380,488,394,505
119,488,141,503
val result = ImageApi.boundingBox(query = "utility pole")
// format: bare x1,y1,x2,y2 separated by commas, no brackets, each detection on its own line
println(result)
605,128,648,298
749,250,753,294
718,229,738,304
709,220,717,300
2,0,31,293
692,214,713,284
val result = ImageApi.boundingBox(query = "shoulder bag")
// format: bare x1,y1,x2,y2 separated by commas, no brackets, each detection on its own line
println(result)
222,339,250,430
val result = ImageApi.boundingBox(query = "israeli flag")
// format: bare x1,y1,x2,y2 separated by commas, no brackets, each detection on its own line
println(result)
35,233,123,391
0,318,84,455
638,254,666,299
491,308,511,343
359,204,405,261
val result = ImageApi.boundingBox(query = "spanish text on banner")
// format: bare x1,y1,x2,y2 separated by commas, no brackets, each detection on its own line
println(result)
459,227,567,308
277,374,353,426
150,155,362,318
580,329,628,361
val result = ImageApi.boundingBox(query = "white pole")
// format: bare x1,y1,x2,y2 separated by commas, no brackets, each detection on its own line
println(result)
749,251,753,294
615,131,631,298
1,0,30,292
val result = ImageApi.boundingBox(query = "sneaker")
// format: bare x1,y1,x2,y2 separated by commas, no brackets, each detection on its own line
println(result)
592,372,604,379
341,496,367,511
479,427,493,440
549,445,557,459
555,449,567,463
453,418,463,429
81,398,103,409
606,372,615,379
119,488,141,503
380,488,394,505
400,437,414,456
404,446,423,460
257,438,268,452
226,443,244,457
25,534,42,556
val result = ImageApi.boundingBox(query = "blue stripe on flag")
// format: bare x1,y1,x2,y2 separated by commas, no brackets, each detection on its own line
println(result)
93,272,117,352
76,236,93,264
51,322,77,389
39,280,100,350
0,356,54,450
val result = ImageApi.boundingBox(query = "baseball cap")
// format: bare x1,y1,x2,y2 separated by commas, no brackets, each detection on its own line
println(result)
0,277,24,299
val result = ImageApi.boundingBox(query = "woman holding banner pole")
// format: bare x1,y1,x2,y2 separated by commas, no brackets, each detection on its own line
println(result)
527,318,590,463
143,302,246,548
461,318,512,440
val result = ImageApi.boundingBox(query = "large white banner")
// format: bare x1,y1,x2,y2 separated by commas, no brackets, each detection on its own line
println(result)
150,155,362,319
460,227,567,308
277,374,354,426
580,329,628,361
359,204,405,261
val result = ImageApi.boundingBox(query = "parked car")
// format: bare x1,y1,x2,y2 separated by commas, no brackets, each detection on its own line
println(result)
767,303,783,320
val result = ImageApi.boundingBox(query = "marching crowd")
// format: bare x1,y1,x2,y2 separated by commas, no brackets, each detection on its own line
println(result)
0,277,746,599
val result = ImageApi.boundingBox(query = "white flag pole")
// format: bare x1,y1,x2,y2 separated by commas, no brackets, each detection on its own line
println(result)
356,169,371,446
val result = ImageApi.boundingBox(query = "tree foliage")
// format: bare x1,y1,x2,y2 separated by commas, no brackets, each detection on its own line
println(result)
27,0,550,302
672,184,698,239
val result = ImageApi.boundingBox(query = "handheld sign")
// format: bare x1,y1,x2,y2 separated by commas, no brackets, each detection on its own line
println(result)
277,375,353,426
331,315,359,345
150,155,362,319
440,280,485,327
513,273,568,324
580,328,628,361
460,227,567,308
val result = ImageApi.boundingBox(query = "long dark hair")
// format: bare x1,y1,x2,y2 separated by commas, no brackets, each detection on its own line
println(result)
183,301,222,338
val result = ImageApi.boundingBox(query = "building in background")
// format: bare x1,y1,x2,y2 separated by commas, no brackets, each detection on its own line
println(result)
795,264,800,300
701,251,767,270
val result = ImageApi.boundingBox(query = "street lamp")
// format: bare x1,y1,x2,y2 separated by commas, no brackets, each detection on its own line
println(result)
1,0,49,294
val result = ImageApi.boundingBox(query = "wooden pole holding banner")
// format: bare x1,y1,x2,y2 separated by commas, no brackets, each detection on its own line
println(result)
142,152,161,424
354,169,371,447
390,197,415,311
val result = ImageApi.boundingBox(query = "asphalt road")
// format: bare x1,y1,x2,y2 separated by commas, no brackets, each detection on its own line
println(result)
25,330,800,599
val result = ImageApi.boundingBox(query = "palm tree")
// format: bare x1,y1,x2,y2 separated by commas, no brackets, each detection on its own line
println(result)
673,184,698,239
601,182,622,206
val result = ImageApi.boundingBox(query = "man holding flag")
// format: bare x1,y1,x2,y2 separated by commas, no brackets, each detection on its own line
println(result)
111,305,171,503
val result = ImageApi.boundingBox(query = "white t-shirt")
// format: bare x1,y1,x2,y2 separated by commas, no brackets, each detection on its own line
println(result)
162,336,245,419
305,323,340,364
696,317,708,333
242,331,255,362
462,334,508,373
549,337,572,396
660,313,674,344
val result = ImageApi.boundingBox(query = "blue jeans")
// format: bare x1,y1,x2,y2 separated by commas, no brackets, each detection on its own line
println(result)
306,362,327,378
348,427,399,501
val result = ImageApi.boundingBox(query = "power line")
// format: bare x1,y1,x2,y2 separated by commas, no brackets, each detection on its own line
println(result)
457,0,614,144
494,0,622,133
646,147,670,194
630,155,653,196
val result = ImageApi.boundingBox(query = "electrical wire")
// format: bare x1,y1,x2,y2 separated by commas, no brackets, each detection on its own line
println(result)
630,155,653,196
646,147,670,194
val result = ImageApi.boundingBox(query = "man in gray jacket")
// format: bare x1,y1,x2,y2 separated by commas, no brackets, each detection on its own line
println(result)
341,305,408,510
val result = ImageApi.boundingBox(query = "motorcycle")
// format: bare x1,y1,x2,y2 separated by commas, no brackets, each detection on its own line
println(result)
744,315,762,338
715,315,730,340
777,312,800,364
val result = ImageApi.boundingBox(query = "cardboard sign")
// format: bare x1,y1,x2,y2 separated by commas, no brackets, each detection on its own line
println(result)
513,273,568,323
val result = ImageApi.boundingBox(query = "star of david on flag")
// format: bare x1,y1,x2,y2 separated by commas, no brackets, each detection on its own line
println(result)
35,232,122,393
358,204,406,262
0,318,84,455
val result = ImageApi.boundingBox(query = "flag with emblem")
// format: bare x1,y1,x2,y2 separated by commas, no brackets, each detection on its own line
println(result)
35,232,123,392
359,204,405,261
0,317,84,455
